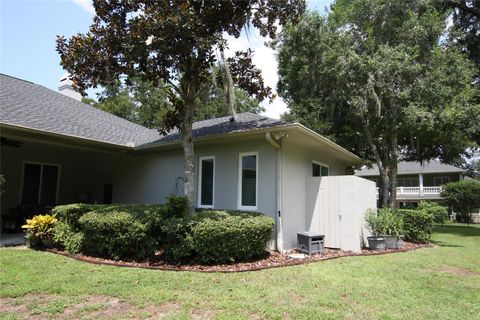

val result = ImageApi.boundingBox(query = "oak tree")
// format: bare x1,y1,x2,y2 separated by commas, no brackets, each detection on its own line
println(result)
57,0,305,212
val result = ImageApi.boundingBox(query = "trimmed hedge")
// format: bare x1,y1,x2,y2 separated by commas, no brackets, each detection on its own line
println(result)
51,196,273,264
79,211,155,260
398,209,433,243
163,210,274,264
52,196,188,260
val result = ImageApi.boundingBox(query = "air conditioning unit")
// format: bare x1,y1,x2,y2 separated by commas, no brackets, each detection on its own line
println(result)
297,232,324,255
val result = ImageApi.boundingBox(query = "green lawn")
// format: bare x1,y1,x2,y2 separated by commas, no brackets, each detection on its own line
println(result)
1,224,479,320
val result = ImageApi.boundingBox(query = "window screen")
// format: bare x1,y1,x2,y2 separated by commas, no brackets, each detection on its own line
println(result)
241,154,257,207
312,163,329,177
21,163,59,205
40,165,59,205
21,163,41,204
200,158,214,206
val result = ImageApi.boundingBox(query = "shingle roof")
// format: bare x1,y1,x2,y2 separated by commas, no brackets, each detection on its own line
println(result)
142,113,287,147
0,73,287,148
355,161,465,176
0,73,159,146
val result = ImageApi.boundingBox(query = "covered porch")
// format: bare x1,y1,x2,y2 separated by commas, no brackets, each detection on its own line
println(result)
0,128,130,232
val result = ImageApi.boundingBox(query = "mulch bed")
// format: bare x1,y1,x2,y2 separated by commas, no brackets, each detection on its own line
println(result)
41,242,434,273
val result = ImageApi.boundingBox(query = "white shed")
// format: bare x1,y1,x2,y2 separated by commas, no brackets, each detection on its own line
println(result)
305,176,376,252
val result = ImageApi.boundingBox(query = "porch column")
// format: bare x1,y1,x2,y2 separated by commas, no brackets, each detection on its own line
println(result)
419,173,424,196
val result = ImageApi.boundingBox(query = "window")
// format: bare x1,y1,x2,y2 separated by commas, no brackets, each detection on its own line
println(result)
397,177,419,187
312,161,329,177
238,152,258,210
21,162,60,205
433,176,450,186
198,156,215,208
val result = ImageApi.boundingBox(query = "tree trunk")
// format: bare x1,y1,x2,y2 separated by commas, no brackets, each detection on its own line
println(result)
388,132,398,208
379,167,390,208
182,99,196,214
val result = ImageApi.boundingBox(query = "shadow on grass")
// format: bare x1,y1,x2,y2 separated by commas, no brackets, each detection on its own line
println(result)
431,224,480,247
433,224,480,238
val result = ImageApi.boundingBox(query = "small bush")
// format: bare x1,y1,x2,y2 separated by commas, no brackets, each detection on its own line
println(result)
22,214,58,240
79,211,156,260
53,221,84,254
398,209,433,243
417,201,449,224
163,210,274,264
365,209,403,236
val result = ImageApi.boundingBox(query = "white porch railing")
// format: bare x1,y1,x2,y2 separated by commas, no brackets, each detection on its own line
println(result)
376,186,442,197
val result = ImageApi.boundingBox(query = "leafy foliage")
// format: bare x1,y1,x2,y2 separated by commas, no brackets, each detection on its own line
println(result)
276,1,478,207
21,214,58,240
441,180,480,223
56,0,306,210
162,210,274,264
365,209,404,236
79,211,155,260
398,209,433,243
53,222,84,254
417,201,449,224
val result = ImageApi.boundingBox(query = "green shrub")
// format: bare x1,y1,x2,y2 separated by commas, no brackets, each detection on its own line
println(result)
162,210,274,264
79,211,156,260
365,208,403,236
441,180,480,224
53,221,84,254
417,201,449,224
193,211,274,264
398,209,433,243
52,203,100,229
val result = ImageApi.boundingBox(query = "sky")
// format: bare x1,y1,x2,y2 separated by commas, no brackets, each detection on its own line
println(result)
0,0,332,119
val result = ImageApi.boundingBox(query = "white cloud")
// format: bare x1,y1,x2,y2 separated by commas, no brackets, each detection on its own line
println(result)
72,0,95,15
224,29,287,119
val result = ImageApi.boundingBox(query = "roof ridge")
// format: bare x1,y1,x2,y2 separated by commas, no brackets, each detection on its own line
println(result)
0,73,34,85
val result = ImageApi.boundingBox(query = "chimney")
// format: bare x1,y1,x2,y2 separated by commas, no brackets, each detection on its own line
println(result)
58,73,82,101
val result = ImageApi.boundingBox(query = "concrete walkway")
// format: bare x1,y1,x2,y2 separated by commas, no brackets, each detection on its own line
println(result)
0,233,25,247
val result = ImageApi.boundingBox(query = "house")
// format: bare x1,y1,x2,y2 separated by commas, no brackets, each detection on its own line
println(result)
355,161,466,207
0,73,376,251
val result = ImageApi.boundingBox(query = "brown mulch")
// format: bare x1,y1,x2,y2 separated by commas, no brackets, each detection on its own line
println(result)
40,242,434,273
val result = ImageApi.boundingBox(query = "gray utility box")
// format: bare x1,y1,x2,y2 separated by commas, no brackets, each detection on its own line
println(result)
297,232,325,255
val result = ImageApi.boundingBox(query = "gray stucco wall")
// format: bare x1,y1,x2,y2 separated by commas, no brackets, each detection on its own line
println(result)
280,139,351,250
112,137,278,220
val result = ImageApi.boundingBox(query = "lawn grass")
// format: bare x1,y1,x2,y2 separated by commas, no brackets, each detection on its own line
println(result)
1,224,479,319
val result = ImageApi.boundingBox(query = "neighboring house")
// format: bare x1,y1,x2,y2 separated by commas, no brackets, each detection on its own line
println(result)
355,161,466,207
0,73,376,251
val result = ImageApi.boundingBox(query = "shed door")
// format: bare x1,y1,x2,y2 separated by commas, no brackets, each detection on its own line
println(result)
316,178,341,248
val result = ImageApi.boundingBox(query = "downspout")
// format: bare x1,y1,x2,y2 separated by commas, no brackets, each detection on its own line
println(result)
266,132,285,253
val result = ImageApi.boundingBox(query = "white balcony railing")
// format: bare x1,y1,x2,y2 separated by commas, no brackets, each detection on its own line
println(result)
376,186,442,197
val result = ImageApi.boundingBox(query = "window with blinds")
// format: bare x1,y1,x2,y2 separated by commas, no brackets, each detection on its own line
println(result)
198,157,215,207
239,152,257,209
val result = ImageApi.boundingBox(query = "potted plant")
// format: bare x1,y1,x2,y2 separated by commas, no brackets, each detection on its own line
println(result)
365,209,386,251
22,214,58,248
378,209,404,249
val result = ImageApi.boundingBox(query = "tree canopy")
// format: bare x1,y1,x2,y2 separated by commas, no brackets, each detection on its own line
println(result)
276,0,478,207
57,0,305,211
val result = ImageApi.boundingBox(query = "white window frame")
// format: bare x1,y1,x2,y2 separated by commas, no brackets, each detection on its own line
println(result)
434,176,450,186
312,161,329,177
19,161,61,205
197,156,215,209
238,151,258,211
